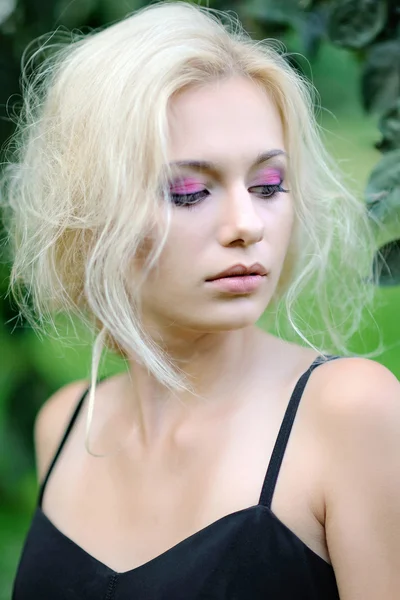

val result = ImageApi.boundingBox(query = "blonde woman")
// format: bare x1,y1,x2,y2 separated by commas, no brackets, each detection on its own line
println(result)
2,2,400,598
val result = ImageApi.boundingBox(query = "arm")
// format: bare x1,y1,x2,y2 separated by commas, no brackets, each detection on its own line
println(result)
318,358,400,599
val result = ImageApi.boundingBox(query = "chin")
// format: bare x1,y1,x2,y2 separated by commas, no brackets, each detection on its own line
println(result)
186,301,267,332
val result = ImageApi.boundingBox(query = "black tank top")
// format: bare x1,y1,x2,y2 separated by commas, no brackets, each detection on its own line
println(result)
12,355,341,599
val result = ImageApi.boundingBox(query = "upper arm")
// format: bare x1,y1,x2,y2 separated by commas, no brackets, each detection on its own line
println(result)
34,379,89,484
317,358,400,599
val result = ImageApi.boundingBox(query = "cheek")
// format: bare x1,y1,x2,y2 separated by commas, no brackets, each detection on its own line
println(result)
265,196,294,243
281,206,295,242
148,226,203,283
277,206,296,268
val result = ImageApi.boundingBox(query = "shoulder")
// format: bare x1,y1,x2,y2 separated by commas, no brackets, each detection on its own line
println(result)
309,356,400,458
311,357,400,596
34,379,90,484
311,356,399,425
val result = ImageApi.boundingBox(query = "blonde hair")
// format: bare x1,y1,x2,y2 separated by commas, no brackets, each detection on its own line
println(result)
0,1,384,451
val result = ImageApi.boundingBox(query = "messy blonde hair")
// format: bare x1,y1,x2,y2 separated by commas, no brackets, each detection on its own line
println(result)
0,1,382,449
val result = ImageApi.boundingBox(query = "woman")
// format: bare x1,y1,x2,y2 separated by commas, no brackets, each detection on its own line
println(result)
2,1,400,598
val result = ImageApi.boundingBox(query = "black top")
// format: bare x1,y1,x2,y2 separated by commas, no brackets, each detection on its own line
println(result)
13,355,341,599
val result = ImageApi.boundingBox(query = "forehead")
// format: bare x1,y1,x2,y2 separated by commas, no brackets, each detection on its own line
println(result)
167,77,285,165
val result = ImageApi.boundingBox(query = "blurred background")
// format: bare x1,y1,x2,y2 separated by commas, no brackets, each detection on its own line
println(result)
0,0,399,596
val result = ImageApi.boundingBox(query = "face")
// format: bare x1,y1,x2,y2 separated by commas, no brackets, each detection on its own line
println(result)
137,76,294,336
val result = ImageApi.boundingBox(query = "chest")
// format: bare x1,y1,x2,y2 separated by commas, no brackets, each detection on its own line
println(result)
40,391,329,572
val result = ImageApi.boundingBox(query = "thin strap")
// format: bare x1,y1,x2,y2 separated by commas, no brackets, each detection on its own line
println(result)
38,378,107,507
259,354,342,508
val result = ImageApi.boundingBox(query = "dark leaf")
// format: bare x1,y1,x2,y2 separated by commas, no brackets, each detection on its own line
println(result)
366,148,400,214
372,239,400,286
245,0,304,27
54,0,98,28
366,149,400,246
328,0,387,49
298,5,330,58
376,99,400,152
384,0,400,39
97,0,146,23
0,34,20,157
361,40,400,113
24,0,61,31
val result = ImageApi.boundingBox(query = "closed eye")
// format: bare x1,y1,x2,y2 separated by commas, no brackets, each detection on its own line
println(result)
170,189,210,206
249,183,289,198
170,183,289,208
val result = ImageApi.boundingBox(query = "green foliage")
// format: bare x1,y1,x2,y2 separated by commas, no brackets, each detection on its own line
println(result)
327,0,387,49
54,0,98,28
246,0,305,26
367,148,400,227
320,0,400,285
366,148,400,285
96,0,147,23
372,240,400,286
377,98,400,153
362,40,400,114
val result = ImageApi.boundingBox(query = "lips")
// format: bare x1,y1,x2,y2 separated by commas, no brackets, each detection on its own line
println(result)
207,263,267,281
221,274,258,278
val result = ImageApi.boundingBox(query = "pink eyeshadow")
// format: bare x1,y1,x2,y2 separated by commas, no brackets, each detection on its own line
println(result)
170,178,204,194
253,168,282,186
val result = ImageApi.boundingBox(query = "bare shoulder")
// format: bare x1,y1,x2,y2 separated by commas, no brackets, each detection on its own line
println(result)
310,356,399,420
307,356,400,443
34,379,89,484
309,357,400,597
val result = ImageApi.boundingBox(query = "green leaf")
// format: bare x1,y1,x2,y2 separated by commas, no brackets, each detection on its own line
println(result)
366,149,400,247
54,0,98,28
376,99,400,152
24,0,61,32
245,0,304,27
298,5,329,58
362,40,400,114
0,35,20,158
372,240,400,286
97,0,146,23
327,0,387,49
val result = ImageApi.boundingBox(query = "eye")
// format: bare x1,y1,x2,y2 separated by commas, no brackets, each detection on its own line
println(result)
169,177,210,208
168,178,289,208
169,188,210,208
249,183,289,199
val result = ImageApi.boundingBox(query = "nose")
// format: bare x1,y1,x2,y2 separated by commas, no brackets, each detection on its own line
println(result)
217,184,264,247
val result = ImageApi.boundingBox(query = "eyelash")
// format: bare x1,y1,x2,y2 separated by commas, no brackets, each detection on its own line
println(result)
170,183,289,209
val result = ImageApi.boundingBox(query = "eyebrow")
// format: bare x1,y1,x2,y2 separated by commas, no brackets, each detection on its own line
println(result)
169,149,287,174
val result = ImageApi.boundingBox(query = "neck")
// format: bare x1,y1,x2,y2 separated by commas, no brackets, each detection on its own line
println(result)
124,325,266,446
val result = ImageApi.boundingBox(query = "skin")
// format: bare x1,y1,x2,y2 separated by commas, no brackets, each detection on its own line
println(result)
36,75,400,596
124,76,297,443
39,76,328,568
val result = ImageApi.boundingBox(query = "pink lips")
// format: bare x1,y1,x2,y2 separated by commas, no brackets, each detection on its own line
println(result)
207,263,267,281
207,274,265,294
